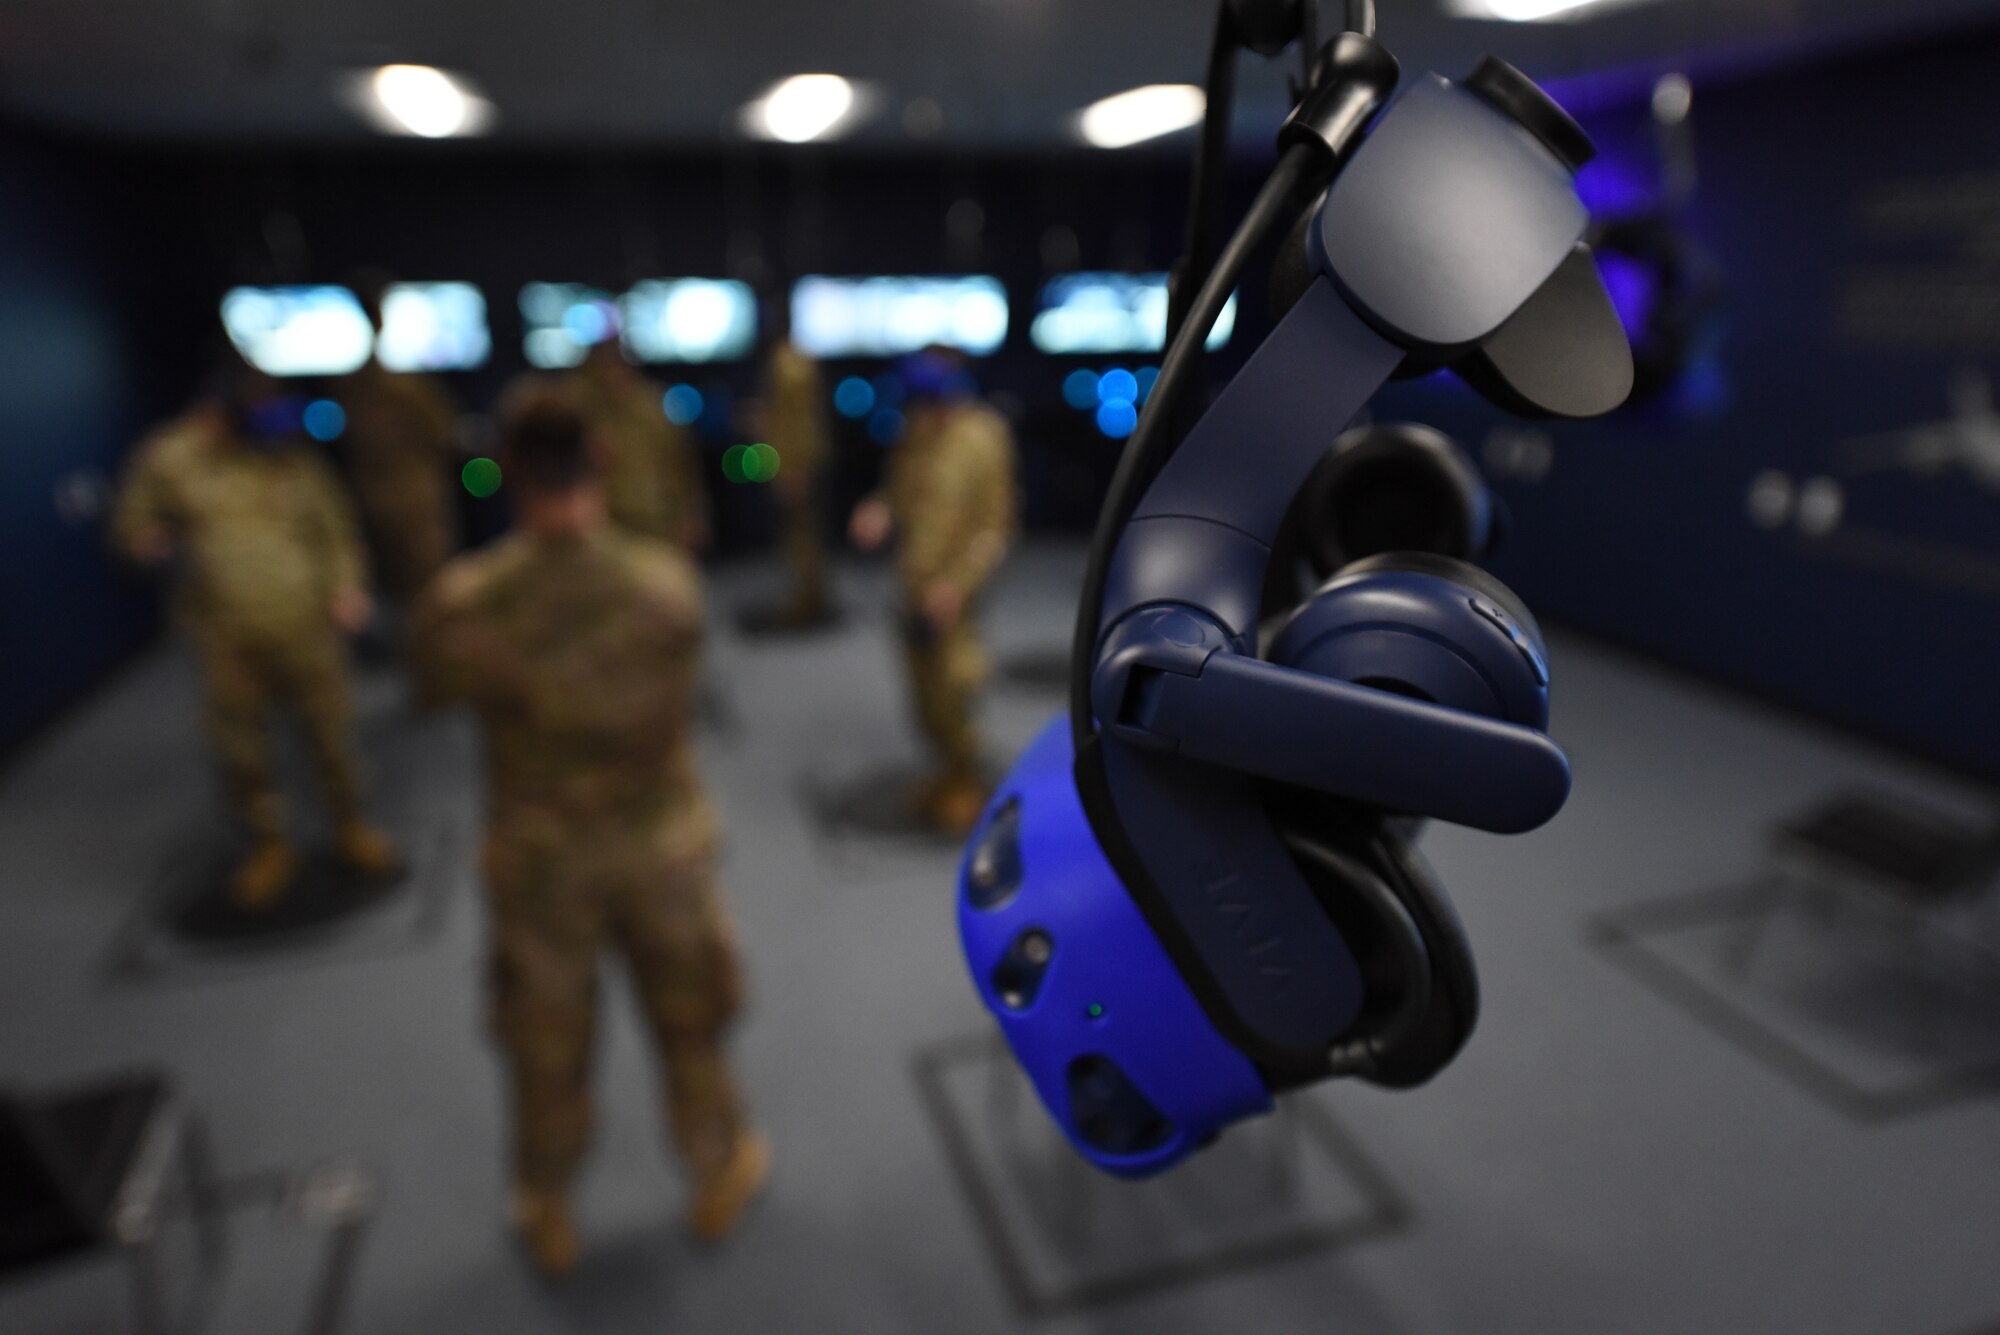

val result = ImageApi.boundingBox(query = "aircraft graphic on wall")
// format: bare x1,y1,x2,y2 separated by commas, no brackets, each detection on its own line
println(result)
1839,367,2000,496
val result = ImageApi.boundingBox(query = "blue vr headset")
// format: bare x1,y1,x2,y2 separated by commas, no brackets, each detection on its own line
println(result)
957,5,1633,1178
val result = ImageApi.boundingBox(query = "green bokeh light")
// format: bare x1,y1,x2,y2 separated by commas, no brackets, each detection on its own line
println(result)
723,442,782,485
462,457,503,498
1086,1003,1105,1019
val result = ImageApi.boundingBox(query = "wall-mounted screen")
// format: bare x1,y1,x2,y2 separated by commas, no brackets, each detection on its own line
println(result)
790,275,1009,358
375,281,491,372
520,283,618,369
1029,272,1236,356
621,279,757,363
219,286,373,377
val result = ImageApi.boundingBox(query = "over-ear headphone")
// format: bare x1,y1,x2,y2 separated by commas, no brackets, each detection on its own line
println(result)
1267,421,1499,606
958,5,1632,1177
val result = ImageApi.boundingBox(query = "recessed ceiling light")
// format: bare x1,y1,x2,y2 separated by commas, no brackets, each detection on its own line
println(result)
741,74,867,143
1075,84,1206,149
342,64,494,138
1446,0,1655,21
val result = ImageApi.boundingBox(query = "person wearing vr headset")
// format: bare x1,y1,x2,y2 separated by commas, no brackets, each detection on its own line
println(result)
566,336,711,554
411,382,767,1276
848,347,1019,836
334,272,463,607
748,305,835,628
112,357,404,908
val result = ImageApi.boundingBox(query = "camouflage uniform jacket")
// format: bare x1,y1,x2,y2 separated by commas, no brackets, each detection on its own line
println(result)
410,527,720,860
569,367,708,547
338,363,458,515
111,407,368,641
883,402,1018,597
762,342,829,479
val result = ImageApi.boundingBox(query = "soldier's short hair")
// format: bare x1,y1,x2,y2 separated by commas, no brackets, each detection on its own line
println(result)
501,382,593,492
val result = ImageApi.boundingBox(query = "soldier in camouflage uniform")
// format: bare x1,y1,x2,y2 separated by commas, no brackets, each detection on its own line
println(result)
849,348,1018,835
568,340,710,552
336,285,462,602
758,327,833,625
411,382,767,1276
112,367,403,907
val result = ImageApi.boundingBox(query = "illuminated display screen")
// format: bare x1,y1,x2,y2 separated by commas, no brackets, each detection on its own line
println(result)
219,286,373,377
1030,272,1236,355
520,283,619,369
375,282,491,372
790,275,1009,358
621,279,758,363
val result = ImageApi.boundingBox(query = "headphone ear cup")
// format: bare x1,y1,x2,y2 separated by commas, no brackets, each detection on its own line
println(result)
1294,423,1492,578
1274,550,1551,732
1332,550,1548,664
1359,830,1480,1088
1268,803,1481,1089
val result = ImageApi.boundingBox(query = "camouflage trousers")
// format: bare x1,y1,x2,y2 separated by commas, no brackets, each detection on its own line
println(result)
780,487,827,616
194,623,364,840
483,819,747,1193
900,607,990,777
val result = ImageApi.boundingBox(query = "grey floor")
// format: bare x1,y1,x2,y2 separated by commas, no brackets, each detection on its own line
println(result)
3,543,1999,1335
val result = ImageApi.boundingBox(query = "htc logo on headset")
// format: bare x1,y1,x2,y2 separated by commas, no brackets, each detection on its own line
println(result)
1195,856,1298,992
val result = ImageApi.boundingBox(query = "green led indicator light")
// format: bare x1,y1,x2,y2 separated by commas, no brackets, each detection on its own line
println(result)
1086,1003,1105,1019
462,457,503,498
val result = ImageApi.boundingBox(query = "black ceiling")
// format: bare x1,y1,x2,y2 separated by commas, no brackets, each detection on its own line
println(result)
3,0,1997,146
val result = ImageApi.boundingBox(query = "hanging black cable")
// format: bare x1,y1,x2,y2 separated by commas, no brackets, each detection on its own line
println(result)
1164,5,1242,349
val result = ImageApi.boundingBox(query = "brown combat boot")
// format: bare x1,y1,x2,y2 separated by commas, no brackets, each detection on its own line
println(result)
924,771,990,839
334,822,404,881
508,1186,580,1278
772,590,831,629
229,838,298,910
689,1131,771,1244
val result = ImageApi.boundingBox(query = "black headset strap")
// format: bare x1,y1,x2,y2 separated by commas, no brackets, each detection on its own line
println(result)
1068,146,1325,749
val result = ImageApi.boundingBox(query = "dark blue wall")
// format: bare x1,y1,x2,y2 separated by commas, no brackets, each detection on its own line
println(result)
0,131,213,752
1375,23,2000,779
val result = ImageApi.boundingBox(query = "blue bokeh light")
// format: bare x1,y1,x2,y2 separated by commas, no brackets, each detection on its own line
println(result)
868,408,907,446
834,376,876,419
1062,369,1101,410
302,399,346,442
1574,155,1657,221
1097,368,1138,406
663,384,704,426
1096,399,1139,439
1593,250,1659,343
563,301,613,346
